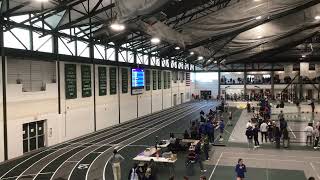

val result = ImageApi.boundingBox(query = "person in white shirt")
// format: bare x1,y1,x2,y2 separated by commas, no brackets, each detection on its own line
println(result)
246,120,252,129
260,121,268,143
305,123,314,146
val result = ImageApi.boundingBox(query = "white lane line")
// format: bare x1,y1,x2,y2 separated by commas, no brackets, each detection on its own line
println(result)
310,162,320,180
101,104,210,180
209,152,223,180
288,126,297,139
223,152,320,159
0,172,54,180
266,168,269,180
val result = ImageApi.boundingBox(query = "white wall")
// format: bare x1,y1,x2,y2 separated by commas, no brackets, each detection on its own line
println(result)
1,57,191,161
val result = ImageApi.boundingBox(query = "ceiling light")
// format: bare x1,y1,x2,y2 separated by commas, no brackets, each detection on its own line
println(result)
190,52,194,55
315,16,320,20
302,55,306,58
214,61,217,64
257,35,263,39
198,56,203,60
36,0,48,2
255,16,262,20
151,37,161,44
110,23,125,31
175,46,180,50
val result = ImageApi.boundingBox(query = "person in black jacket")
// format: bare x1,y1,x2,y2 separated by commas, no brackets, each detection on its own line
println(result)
246,126,254,149
253,125,260,148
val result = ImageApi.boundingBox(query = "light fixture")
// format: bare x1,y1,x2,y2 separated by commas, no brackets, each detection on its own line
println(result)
110,23,125,31
175,46,180,50
255,16,262,20
214,61,217,64
257,35,263,39
198,56,203,60
190,51,194,55
151,37,161,44
302,55,306,58
315,16,320,20
36,0,49,2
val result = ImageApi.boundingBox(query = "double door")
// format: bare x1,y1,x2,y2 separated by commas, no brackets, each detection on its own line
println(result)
23,120,46,153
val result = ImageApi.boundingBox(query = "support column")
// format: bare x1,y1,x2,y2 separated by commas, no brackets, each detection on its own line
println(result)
0,19,8,160
244,64,247,100
298,68,303,101
271,64,275,100
218,62,221,99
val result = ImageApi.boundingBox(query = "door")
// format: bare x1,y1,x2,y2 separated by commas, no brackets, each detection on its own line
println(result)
181,93,184,104
23,120,46,153
173,94,177,106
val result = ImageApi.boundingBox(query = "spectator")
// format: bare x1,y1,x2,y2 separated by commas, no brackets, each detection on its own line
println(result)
309,99,315,113
246,119,253,129
253,125,260,148
218,120,225,141
145,159,156,180
227,111,233,126
247,102,251,113
280,119,288,137
313,126,319,149
260,121,268,143
305,123,314,146
267,121,274,142
200,176,207,180
205,120,214,143
190,122,198,139
274,126,281,149
278,110,284,121
195,142,207,172
235,158,247,180
110,149,125,180
246,126,254,149
128,163,139,180
184,130,190,139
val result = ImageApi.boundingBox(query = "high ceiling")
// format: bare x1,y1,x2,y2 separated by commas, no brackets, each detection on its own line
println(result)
1,0,320,67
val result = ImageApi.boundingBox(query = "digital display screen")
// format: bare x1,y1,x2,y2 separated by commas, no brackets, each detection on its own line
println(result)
131,68,145,95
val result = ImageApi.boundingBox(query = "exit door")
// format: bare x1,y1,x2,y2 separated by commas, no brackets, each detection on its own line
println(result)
181,93,184,104
173,94,177,106
23,120,46,153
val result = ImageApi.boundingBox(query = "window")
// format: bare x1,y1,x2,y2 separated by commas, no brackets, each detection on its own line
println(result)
7,60,56,92
145,70,151,91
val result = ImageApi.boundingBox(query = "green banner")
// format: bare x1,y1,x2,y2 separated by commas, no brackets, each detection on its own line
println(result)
145,70,151,91
158,70,162,89
81,65,92,97
98,66,107,96
110,67,117,95
121,68,128,94
65,64,77,99
167,72,171,88
153,70,157,90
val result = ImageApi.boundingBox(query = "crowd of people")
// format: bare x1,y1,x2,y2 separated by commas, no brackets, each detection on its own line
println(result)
245,98,320,150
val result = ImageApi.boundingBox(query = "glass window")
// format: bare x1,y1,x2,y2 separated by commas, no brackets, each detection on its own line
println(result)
4,28,30,50
106,47,116,61
77,41,90,57
58,37,75,55
158,71,162,89
33,32,53,53
94,45,105,60
145,70,151,91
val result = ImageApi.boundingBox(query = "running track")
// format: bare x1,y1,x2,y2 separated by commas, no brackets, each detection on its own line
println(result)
0,101,218,180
